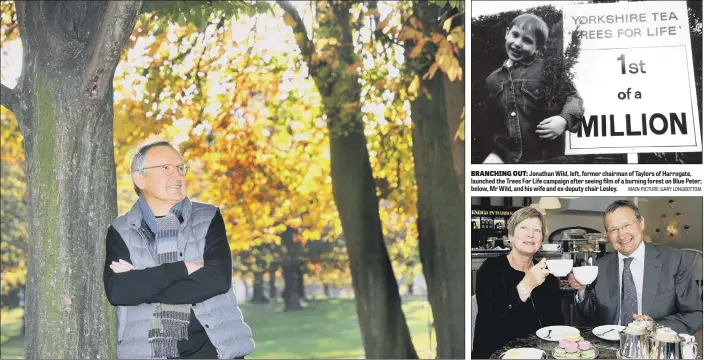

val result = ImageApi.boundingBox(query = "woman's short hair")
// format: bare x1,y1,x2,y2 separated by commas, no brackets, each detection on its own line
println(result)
508,13,549,50
507,207,546,238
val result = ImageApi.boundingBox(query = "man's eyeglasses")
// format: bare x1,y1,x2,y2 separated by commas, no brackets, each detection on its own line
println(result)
606,219,638,237
140,164,190,176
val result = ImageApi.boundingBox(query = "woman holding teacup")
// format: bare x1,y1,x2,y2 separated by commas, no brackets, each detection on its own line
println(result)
472,207,564,358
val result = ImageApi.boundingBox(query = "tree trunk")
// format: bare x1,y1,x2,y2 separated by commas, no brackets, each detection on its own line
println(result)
443,76,465,199
323,283,330,298
328,121,418,358
282,263,303,311
277,1,417,357
269,268,277,300
297,266,306,301
281,228,303,312
250,271,269,304
407,3,466,359
2,2,142,358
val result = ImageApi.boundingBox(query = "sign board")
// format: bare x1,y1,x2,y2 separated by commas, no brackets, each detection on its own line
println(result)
562,1,701,155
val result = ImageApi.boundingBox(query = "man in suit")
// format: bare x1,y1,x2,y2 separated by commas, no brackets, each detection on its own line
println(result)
568,200,702,335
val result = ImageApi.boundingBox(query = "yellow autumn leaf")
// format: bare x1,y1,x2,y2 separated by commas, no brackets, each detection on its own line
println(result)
377,13,393,30
346,61,362,75
343,102,360,111
430,33,445,44
283,12,297,28
398,26,423,42
443,17,453,33
363,8,380,18
435,44,455,72
455,110,465,141
408,75,420,97
423,62,439,80
447,64,462,82
311,53,321,65
409,16,423,30
331,57,341,70
448,27,465,50
409,38,427,59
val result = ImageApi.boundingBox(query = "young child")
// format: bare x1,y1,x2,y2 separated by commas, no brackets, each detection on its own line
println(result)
483,13,584,164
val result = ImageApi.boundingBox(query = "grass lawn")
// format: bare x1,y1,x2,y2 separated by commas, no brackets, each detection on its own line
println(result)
1,308,24,359
0,297,436,359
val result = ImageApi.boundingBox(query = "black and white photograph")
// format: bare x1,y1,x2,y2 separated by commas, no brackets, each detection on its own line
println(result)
470,196,703,359
470,1,702,164
494,218,506,230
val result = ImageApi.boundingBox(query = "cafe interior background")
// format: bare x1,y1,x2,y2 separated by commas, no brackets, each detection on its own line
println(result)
470,196,704,351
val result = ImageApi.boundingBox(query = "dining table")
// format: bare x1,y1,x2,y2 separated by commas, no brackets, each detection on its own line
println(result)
489,325,620,359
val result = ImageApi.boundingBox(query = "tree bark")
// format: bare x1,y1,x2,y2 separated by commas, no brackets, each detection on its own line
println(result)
277,1,418,357
281,228,303,312
323,283,330,298
407,3,466,359
268,267,277,300
297,265,306,301
8,2,142,358
250,271,269,304
443,75,465,199
282,263,303,311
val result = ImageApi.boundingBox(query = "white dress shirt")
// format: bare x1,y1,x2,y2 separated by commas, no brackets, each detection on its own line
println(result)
617,240,646,324
574,240,646,325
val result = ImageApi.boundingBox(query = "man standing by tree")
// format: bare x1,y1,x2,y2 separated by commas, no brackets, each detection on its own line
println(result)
103,140,254,359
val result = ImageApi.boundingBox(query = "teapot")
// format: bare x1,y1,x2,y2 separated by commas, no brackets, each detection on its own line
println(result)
619,327,651,359
619,318,655,359
618,323,699,359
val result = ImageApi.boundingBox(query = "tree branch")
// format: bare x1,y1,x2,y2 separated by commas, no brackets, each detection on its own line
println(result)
140,0,205,14
83,1,143,100
1,83,18,113
276,1,315,60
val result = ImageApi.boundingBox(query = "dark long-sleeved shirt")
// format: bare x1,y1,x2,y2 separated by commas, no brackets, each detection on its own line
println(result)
472,255,564,358
484,58,584,163
103,209,232,359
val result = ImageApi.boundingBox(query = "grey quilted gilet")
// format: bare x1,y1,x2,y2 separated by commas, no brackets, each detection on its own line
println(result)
111,198,255,359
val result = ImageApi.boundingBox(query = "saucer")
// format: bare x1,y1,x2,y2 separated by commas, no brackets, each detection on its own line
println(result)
500,347,547,359
592,325,624,341
536,325,580,341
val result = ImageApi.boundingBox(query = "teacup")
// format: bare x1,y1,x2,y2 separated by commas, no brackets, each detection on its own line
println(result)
541,243,561,252
572,266,598,285
546,259,573,277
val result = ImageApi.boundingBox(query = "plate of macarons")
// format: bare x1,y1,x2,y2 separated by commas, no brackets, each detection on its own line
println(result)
552,331,599,359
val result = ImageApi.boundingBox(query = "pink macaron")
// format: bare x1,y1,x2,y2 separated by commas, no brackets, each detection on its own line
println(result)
578,340,592,350
559,339,570,348
563,342,578,351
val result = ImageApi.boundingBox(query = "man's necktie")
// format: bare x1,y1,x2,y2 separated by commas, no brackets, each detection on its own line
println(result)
620,257,638,326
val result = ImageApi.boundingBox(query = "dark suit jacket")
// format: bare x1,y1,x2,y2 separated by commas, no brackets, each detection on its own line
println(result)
576,243,702,335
